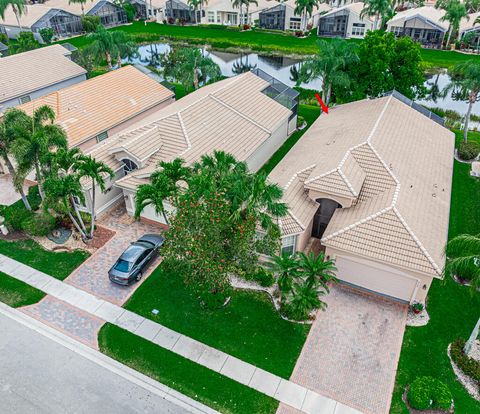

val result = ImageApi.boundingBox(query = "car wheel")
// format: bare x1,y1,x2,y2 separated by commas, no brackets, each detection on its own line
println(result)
136,271,143,282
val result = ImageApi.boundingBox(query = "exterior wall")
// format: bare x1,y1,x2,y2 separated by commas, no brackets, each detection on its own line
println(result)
81,169,125,215
307,189,353,208
345,12,373,38
123,187,176,224
0,73,87,112
92,2,128,27
296,217,314,252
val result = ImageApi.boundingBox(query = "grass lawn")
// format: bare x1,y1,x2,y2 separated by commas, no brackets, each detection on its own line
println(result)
390,131,480,413
124,266,310,379
61,22,480,69
99,324,278,414
0,239,89,280
0,271,45,307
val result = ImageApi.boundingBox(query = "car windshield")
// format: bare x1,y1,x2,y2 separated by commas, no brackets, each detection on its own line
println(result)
137,240,155,249
114,259,131,273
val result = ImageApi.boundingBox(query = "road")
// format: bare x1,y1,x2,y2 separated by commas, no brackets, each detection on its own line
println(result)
0,311,194,414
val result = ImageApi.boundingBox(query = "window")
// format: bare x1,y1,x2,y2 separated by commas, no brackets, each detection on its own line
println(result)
96,131,108,143
281,235,296,256
121,158,138,174
289,17,301,30
19,95,31,104
208,11,215,23
351,22,365,37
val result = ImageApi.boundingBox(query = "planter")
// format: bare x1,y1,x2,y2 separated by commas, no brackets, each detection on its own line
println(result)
297,121,307,130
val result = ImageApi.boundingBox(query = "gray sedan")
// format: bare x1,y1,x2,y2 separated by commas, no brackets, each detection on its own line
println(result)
108,234,164,286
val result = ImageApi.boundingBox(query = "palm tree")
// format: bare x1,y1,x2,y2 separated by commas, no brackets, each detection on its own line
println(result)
232,0,246,25
244,0,257,25
444,234,480,354
298,38,359,106
68,0,92,15
0,0,27,30
439,0,468,47
77,155,114,239
268,252,299,294
294,0,319,32
287,279,327,319
360,0,393,30
443,60,480,142
0,111,31,210
9,106,67,202
187,0,201,23
297,251,337,290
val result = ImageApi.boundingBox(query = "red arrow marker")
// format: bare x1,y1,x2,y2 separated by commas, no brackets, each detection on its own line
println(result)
315,93,329,114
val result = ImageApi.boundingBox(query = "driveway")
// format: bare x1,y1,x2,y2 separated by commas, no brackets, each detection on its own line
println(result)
278,284,407,414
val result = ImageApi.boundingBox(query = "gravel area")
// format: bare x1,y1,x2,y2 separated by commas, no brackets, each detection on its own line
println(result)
406,308,430,327
448,344,480,401
467,339,480,363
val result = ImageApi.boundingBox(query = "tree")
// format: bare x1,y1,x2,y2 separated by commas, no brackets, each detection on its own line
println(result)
444,234,480,354
13,31,40,53
466,0,480,12
360,0,393,30
268,252,299,294
0,0,26,29
284,279,326,320
443,60,480,142
439,0,468,47
81,15,101,32
77,155,114,238
244,0,257,25
297,251,337,290
187,0,201,23
39,27,55,44
294,0,320,31
69,0,92,16
298,38,359,106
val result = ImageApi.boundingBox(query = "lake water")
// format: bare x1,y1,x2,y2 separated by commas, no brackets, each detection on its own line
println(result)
128,43,477,117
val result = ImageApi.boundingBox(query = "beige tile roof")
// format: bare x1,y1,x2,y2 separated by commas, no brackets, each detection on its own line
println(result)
0,45,86,106
387,6,449,31
0,4,54,28
321,2,372,21
17,66,174,148
270,95,455,277
85,72,291,191
43,0,103,15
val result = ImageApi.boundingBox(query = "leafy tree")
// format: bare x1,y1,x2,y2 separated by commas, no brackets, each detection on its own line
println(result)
13,31,40,53
360,0,393,30
298,38,359,106
39,27,55,44
297,251,337,290
69,0,92,15
81,15,101,32
443,60,480,142
294,0,320,31
438,0,468,46
0,0,26,29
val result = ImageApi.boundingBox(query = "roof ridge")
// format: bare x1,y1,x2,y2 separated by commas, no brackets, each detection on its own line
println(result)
177,112,192,156
284,164,316,191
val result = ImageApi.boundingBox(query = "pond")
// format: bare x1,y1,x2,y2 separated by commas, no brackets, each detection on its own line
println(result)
127,43,478,118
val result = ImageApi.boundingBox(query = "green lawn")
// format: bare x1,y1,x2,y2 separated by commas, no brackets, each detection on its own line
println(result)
61,22,480,69
124,266,310,379
390,131,480,413
0,239,89,280
0,271,45,307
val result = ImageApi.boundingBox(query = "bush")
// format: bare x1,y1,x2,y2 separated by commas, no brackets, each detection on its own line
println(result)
407,376,452,411
6,207,34,231
81,15,101,33
252,267,274,287
450,339,480,386
458,141,480,161
0,33,9,44
242,24,251,31
123,3,136,22
39,27,55,44
21,211,56,237
297,115,305,128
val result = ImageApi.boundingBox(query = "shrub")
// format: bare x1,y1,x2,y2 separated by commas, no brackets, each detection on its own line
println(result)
81,15,101,33
21,211,56,237
39,27,55,44
458,141,480,161
0,33,8,44
407,376,452,411
294,30,304,37
123,3,136,22
242,24,251,31
297,115,305,128
6,207,34,231
450,339,480,386
252,267,274,287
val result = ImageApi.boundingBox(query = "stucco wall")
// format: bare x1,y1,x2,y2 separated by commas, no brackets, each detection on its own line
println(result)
81,169,125,215
345,13,373,39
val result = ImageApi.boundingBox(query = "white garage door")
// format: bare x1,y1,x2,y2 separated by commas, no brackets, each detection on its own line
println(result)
335,256,420,303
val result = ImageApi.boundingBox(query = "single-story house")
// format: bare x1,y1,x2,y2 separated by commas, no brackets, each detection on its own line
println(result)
17,65,175,151
317,3,373,39
44,0,128,28
164,0,200,23
81,70,298,219
259,1,331,31
0,4,83,41
0,45,86,112
200,0,274,26
269,92,454,304
386,6,448,47
460,12,480,47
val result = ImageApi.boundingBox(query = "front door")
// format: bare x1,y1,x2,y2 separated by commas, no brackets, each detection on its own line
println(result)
312,199,339,239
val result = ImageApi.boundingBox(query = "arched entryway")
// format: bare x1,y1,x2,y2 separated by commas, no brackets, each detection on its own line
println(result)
311,198,341,239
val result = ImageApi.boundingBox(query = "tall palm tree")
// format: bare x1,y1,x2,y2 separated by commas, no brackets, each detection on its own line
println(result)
187,0,201,23
77,155,114,238
0,0,27,30
244,0,257,25
294,0,320,32
360,0,393,30
68,0,92,15
232,0,247,25
9,106,67,202
439,0,468,47
298,38,359,106
444,234,480,354
0,109,31,210
297,251,337,290
443,60,480,142
268,252,299,294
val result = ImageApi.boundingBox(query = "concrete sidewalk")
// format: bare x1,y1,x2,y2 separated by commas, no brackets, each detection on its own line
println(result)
0,254,364,414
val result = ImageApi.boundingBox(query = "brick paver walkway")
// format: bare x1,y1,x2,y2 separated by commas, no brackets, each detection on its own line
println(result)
278,284,407,414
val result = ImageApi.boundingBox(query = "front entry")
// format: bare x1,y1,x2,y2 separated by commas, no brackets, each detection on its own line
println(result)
312,198,340,239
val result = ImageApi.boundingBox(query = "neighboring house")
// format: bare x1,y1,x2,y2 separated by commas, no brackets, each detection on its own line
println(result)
459,12,480,47
164,0,199,22
386,6,448,47
81,70,298,219
201,0,274,26
44,0,128,28
17,65,175,151
269,92,454,304
130,0,166,19
317,3,373,39
259,1,331,31
0,45,86,112
0,4,83,41
0,41,8,57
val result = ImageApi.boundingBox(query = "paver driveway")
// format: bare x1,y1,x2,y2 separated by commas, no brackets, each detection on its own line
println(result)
278,284,407,414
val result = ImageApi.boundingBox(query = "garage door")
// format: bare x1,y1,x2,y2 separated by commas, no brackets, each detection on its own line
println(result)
335,256,420,303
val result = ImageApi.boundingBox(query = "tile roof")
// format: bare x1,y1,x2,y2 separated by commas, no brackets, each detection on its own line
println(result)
43,0,106,15
0,45,86,106
269,95,455,277
0,4,54,28
386,6,449,31
320,2,372,21
17,66,174,148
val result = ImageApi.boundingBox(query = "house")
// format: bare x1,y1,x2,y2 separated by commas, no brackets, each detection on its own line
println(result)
259,1,331,31
164,0,199,23
17,65,175,151
269,92,454,304
459,12,480,47
201,0,274,26
386,6,448,47
0,4,83,41
44,0,128,28
317,3,374,39
0,45,87,112
80,70,298,219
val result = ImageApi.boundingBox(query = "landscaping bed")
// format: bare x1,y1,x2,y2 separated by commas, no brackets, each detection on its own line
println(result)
98,323,278,414
0,272,45,307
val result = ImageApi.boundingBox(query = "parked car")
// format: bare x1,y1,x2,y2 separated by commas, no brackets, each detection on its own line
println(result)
109,234,164,285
